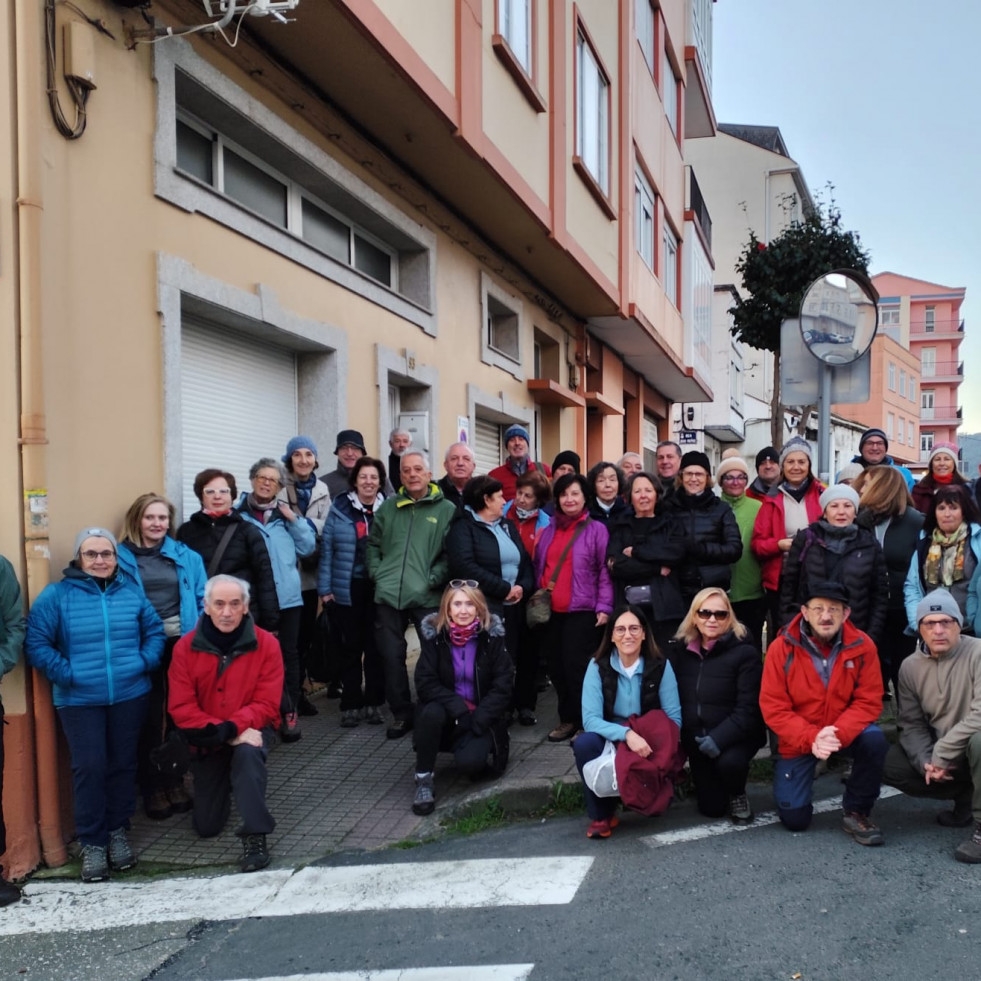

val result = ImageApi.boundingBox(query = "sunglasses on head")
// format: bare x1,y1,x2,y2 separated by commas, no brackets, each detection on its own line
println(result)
449,579,479,589
695,609,729,621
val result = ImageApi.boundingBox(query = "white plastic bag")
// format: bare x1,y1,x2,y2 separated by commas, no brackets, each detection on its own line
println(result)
582,739,619,797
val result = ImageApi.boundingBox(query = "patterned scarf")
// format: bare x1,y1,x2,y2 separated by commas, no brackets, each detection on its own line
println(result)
924,522,969,586
448,619,480,647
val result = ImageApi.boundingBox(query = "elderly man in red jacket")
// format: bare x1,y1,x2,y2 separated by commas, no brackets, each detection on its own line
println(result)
760,580,888,846
169,574,283,873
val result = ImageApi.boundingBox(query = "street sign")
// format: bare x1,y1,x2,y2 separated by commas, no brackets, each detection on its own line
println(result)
679,430,698,445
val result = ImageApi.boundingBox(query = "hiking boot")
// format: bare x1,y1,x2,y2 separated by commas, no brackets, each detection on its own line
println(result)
955,822,981,864
729,793,754,825
340,709,360,728
518,708,537,727
145,789,173,820
80,844,109,883
241,833,270,873
362,705,384,725
842,811,884,846
547,721,577,743
938,796,974,828
108,827,137,871
0,879,21,906
280,712,302,743
168,784,193,814
297,694,319,717
412,773,435,815
387,718,412,740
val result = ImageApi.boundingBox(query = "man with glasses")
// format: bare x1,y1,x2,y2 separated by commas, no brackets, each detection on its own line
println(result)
760,581,888,845
884,590,981,863
850,427,914,491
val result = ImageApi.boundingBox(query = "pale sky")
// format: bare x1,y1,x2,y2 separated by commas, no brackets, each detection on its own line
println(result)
711,0,981,431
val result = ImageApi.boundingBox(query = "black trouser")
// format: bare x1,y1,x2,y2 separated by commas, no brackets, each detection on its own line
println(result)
375,603,436,722
731,597,767,652
498,603,535,713
190,729,276,838
878,613,916,702
0,702,6,857
884,739,981,821
278,606,302,716
137,636,181,799
331,579,385,711
413,702,495,775
296,588,320,686
544,611,602,727
683,734,759,818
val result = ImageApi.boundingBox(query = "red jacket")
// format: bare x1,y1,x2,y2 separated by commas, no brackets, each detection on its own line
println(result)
751,481,824,591
760,614,883,759
488,459,551,502
168,617,283,736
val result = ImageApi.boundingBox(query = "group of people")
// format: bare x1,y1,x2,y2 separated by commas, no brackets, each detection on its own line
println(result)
4,420,981,902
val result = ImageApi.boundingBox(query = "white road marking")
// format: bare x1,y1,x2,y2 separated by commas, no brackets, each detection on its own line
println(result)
641,786,902,848
0,857,594,937
222,969,535,981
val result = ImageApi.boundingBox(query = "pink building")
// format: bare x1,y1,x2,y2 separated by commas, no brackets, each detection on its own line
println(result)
872,273,965,466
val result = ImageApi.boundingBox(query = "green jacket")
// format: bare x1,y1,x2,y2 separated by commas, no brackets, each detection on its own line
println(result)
366,483,456,609
0,554,26,680
720,491,763,603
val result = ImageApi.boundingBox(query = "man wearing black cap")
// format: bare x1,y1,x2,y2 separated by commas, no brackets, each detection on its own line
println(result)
747,447,780,502
324,429,368,500
852,428,914,491
884,589,981,863
760,580,888,846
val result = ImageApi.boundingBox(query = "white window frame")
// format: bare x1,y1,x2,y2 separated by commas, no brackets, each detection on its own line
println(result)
576,27,610,195
898,417,905,443
880,305,900,326
634,169,656,270
899,369,907,398
480,273,525,380
662,47,679,138
500,0,532,75
922,348,936,377
886,412,895,440
909,377,916,403
921,432,934,454
887,362,897,390
662,223,679,307
635,0,655,76
925,305,936,332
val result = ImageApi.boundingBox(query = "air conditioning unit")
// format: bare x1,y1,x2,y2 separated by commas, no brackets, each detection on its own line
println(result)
203,0,300,18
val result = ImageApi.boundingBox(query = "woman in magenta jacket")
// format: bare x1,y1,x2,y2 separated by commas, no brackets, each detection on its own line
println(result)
533,473,613,743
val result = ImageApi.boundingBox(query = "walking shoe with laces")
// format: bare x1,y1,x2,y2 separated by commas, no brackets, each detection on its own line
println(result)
341,709,360,728
412,773,435,815
517,708,537,727
842,811,884,846
145,789,173,820
80,844,109,883
954,821,981,864
729,793,754,824
168,783,193,814
241,833,270,873
297,694,319,716
362,705,384,725
938,796,974,828
586,815,620,839
547,721,577,743
280,711,302,743
387,718,412,740
108,827,137,871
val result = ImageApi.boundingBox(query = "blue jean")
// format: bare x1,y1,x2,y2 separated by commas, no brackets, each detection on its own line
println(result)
773,724,888,831
58,695,149,847
573,731,618,821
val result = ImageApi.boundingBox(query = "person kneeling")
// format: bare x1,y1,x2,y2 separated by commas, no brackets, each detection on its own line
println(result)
168,575,284,873
411,583,513,815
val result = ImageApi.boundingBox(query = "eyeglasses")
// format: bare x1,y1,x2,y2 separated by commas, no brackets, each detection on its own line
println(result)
695,609,729,621
203,488,231,496
449,579,479,589
80,550,115,561
254,475,281,485
805,604,844,617
921,617,958,629
682,470,708,479
721,473,748,482
612,624,644,635
863,439,886,448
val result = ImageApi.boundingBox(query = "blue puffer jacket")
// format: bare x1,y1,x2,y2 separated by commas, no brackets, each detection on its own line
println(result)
25,567,165,708
117,537,207,635
317,492,378,605
235,495,316,610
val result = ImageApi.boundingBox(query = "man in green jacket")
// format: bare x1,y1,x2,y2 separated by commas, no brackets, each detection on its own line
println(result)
367,451,456,739
0,553,26,906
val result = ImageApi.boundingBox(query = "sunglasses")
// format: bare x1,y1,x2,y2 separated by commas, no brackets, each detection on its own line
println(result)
696,609,729,621
449,579,479,589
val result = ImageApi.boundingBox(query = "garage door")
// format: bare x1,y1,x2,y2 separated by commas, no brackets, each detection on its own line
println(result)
180,319,298,518
473,418,502,475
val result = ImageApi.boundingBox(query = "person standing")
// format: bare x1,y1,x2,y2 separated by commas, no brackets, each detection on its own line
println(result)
851,427,915,491
489,424,551,502
746,447,780,503
911,442,968,515
366,452,456,739
0,554,25,905
437,442,476,509
388,428,413,492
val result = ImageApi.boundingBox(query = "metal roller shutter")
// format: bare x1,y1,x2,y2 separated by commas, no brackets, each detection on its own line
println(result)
180,319,298,518
473,418,502,475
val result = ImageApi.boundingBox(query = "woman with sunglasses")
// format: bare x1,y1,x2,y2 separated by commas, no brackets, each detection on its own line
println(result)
575,606,681,838
25,528,166,882
668,589,765,824
410,582,513,816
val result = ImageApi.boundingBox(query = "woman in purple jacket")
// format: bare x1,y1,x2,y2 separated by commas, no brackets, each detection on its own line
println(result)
534,473,613,743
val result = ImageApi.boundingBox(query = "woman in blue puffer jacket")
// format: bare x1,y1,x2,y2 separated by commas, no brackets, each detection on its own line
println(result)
25,527,165,884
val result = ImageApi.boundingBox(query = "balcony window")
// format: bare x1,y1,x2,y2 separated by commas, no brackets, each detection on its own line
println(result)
500,0,532,74
921,433,934,454
634,169,656,270
662,47,679,138
922,348,936,377
662,224,679,307
879,305,900,326
925,306,935,332
576,28,610,195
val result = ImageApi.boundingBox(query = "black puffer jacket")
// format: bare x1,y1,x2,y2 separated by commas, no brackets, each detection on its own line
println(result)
588,496,630,527
176,510,279,630
606,513,687,621
445,510,534,613
667,631,765,752
778,520,888,644
663,490,742,600
856,506,924,618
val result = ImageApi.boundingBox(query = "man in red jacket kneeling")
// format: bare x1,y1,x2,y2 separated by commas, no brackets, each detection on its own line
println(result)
169,574,284,873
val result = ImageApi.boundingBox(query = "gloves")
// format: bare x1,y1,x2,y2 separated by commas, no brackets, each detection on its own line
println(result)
695,734,720,759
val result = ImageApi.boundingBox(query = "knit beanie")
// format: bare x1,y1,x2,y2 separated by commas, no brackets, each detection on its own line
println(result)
283,435,319,465
836,462,865,484
928,442,959,466
915,588,963,627
755,446,779,469
679,451,711,474
859,428,889,452
551,450,581,474
73,526,118,557
819,484,860,512
716,457,750,481
504,424,531,444
780,437,812,465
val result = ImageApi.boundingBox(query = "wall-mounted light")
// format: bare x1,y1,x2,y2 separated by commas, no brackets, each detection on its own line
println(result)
686,406,695,424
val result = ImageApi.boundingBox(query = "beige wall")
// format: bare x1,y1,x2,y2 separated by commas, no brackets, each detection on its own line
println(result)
373,0,458,93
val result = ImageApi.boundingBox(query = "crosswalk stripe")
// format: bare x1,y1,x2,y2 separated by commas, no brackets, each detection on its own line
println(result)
641,786,903,848
0,857,594,937
222,968,535,981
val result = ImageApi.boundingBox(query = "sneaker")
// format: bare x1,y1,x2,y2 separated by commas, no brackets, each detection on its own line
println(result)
387,718,412,740
412,773,435,815
938,797,974,828
0,879,21,907
547,721,577,743
241,833,270,873
842,811,884,847
297,694,319,717
145,789,173,820
341,709,360,728
167,784,193,814
280,712,302,743
729,793,754,825
80,844,109,883
362,705,384,725
586,814,620,839
955,822,981,863
108,827,137,871
518,708,537,727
